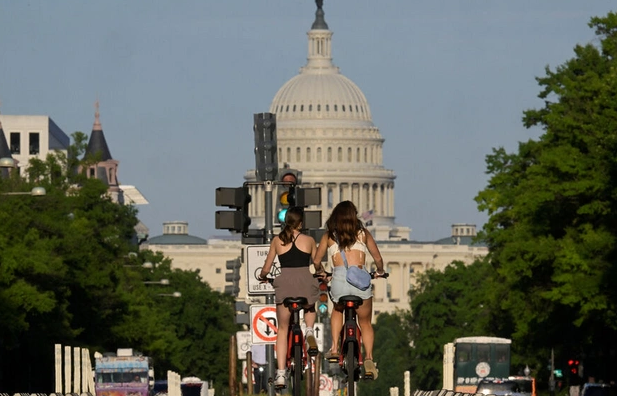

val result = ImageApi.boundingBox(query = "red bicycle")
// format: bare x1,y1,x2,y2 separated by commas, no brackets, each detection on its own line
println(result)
318,271,389,396
263,278,317,396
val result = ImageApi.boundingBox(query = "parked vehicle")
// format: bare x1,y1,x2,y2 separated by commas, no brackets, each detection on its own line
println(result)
443,336,512,393
476,378,523,396
94,348,154,396
581,383,617,396
509,375,537,396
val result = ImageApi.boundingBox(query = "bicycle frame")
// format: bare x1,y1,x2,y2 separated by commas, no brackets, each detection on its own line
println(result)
284,298,308,372
280,296,311,396
318,270,389,396
338,295,364,382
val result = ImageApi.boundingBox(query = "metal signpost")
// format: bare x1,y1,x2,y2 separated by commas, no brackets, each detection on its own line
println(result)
221,112,322,396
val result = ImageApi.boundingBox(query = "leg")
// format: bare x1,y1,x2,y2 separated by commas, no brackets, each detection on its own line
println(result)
276,304,291,370
356,298,374,359
303,304,316,329
356,298,378,379
330,303,344,353
303,304,319,355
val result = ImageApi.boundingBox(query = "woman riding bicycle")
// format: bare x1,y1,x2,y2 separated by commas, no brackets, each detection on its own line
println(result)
259,206,320,387
313,200,386,380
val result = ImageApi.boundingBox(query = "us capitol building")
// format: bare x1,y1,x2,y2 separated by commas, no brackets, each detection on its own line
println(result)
0,2,487,318
142,2,488,317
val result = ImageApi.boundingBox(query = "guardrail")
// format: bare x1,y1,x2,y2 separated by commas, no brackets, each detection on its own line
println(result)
413,390,478,396
0,393,94,396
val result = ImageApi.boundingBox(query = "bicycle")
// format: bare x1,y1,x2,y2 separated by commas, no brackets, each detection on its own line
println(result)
262,277,318,396
317,271,389,396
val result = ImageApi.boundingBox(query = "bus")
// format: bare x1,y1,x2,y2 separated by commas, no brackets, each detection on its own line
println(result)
443,336,511,393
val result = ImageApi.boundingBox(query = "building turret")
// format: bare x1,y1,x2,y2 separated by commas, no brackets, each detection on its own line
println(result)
83,101,122,203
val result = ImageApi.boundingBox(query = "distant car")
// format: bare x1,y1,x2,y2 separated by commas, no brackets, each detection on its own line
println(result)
476,379,522,396
509,375,536,396
581,383,617,396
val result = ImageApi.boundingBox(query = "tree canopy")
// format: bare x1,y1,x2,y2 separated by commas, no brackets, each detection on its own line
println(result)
475,11,617,381
0,134,239,393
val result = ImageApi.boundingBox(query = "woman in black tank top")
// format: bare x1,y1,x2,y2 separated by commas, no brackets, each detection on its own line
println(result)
259,206,320,386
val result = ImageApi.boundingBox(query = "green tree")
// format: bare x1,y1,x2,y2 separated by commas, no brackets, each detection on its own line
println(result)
359,311,412,396
407,260,496,390
0,133,238,393
475,11,617,380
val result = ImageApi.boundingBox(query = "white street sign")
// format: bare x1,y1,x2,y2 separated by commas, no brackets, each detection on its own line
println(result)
313,323,325,353
246,245,277,295
236,331,252,360
251,304,278,344
319,374,333,395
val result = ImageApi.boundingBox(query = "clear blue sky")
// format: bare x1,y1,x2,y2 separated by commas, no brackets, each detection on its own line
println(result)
1,1,614,241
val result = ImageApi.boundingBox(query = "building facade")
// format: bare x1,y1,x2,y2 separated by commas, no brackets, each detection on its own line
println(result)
145,2,489,318
0,114,70,175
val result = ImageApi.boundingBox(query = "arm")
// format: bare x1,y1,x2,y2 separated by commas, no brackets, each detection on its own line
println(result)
312,232,329,273
259,238,278,279
365,230,385,275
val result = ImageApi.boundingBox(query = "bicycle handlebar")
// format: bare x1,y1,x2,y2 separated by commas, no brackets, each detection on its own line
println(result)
259,276,275,284
312,271,389,279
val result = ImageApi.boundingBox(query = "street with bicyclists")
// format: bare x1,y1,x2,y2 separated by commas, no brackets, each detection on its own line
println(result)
248,201,388,396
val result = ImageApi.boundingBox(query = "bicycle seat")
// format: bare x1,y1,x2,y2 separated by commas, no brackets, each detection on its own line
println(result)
338,295,363,306
283,297,308,308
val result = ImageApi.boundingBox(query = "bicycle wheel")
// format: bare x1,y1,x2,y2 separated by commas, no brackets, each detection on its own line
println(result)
346,342,356,396
292,344,303,396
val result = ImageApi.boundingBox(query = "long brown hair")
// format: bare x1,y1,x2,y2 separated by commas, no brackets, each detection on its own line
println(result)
279,206,304,244
325,201,364,250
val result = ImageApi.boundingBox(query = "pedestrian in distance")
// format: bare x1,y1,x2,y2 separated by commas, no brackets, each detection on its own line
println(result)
313,200,386,379
259,206,320,387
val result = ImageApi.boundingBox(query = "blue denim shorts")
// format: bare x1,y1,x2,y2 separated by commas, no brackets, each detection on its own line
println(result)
330,265,372,303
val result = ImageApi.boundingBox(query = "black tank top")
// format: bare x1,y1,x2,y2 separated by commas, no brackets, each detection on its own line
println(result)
278,235,311,268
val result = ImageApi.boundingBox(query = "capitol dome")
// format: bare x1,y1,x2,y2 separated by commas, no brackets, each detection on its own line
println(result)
246,1,410,241
270,72,373,124
269,6,373,126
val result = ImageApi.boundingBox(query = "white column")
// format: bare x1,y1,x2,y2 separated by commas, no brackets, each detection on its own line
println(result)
333,182,341,206
390,183,395,217
82,348,93,394
54,344,62,393
73,347,81,394
64,345,71,394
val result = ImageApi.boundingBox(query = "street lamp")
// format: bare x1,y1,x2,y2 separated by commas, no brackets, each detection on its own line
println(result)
1,186,46,196
0,157,15,168
124,262,154,269
144,279,170,285
157,292,182,298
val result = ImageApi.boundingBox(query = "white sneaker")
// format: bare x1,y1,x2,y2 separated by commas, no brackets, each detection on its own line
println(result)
274,370,287,388
305,329,318,356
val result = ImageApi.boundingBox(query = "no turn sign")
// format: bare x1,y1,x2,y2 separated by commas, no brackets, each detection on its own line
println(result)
319,374,333,391
251,304,277,344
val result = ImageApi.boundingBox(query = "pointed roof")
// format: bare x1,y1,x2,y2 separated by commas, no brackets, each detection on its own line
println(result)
85,100,113,161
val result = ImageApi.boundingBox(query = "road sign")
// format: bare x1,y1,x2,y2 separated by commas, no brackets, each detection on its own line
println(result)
319,374,333,392
236,331,252,360
313,323,324,353
246,245,277,295
251,304,277,344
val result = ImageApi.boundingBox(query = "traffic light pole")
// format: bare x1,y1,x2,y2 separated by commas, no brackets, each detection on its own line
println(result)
263,180,277,396
264,181,274,244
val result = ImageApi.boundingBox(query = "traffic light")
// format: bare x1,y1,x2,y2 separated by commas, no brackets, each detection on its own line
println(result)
317,281,329,314
568,359,579,375
567,359,580,385
295,186,322,229
276,169,301,224
254,113,278,182
225,258,241,297
215,186,251,234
